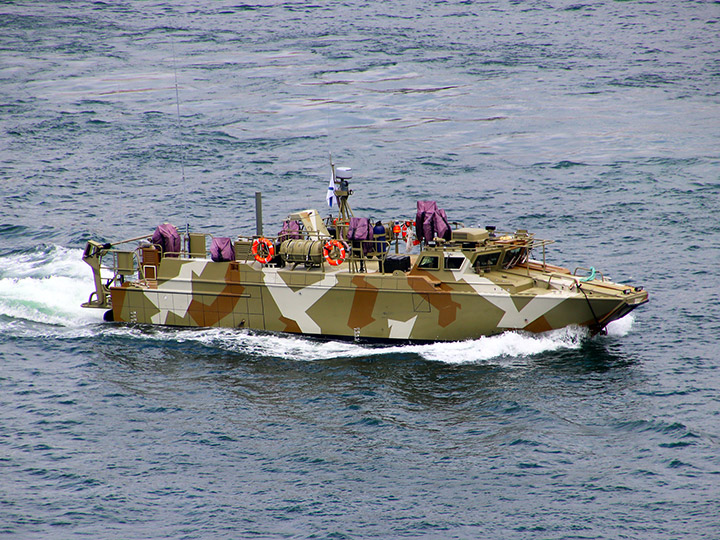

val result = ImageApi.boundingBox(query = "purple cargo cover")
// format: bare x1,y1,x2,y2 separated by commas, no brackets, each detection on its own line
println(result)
416,201,451,243
151,223,181,257
278,220,302,242
348,217,372,240
348,217,374,255
210,237,235,262
415,201,437,243
434,208,451,241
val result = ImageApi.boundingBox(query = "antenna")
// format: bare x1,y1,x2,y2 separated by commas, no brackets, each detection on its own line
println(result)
171,36,189,236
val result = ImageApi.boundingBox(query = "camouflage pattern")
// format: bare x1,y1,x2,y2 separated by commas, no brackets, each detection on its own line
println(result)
82,223,648,341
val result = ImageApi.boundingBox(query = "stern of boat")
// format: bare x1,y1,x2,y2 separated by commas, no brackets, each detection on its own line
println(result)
81,240,113,309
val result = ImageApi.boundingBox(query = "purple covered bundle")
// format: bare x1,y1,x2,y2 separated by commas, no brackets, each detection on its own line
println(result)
348,217,374,255
278,220,302,242
151,223,181,257
415,201,451,244
210,237,235,262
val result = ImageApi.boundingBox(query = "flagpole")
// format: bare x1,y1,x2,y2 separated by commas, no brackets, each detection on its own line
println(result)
330,152,336,191
327,153,337,210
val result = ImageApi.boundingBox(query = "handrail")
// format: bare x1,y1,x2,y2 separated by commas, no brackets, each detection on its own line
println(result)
546,273,579,290
106,234,153,247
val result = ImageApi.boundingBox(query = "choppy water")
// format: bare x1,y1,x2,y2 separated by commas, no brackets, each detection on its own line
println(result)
1,1,719,538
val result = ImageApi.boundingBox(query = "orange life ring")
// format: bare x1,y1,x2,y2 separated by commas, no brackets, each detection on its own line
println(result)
252,237,275,264
323,239,346,266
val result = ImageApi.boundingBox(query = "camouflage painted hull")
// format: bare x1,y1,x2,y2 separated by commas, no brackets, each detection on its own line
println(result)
102,255,647,342
82,174,647,342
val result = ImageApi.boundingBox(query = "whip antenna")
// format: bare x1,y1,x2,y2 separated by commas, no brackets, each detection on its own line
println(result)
171,36,189,236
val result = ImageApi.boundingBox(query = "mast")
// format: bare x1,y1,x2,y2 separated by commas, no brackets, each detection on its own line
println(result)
332,165,353,222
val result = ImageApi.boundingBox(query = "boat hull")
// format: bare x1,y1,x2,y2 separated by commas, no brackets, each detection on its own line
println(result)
106,258,648,341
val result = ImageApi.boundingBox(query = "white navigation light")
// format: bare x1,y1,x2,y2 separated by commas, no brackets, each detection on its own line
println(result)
335,167,352,180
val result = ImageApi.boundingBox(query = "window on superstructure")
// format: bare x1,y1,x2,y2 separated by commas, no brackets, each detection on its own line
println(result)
473,251,501,272
445,255,465,270
417,255,440,270
502,247,528,269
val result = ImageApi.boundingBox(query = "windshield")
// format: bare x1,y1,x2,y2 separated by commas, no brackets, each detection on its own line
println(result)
502,247,528,269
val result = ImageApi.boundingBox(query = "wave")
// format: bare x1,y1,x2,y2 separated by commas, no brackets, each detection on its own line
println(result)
0,245,104,328
605,314,634,337
99,324,592,366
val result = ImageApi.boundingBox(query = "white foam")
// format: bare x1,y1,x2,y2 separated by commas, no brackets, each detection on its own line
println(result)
604,313,634,337
175,327,370,361
399,326,587,364
118,324,588,365
0,246,104,328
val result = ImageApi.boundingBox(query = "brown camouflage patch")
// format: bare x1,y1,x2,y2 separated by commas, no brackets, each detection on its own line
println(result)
407,273,461,328
110,286,127,322
347,275,378,329
524,315,553,333
279,316,302,334
187,267,245,326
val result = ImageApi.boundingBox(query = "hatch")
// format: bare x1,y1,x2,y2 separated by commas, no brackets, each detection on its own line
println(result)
452,227,489,243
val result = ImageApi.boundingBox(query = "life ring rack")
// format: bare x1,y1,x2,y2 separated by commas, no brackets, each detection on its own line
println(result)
323,239,347,266
252,237,275,264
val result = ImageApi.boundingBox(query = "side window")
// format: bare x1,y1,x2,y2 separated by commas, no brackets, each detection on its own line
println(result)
473,251,501,272
445,256,465,270
417,256,440,270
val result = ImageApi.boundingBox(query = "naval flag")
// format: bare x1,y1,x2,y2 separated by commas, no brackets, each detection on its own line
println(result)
326,173,336,208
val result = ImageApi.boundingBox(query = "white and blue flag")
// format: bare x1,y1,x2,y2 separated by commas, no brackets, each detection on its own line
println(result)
326,173,336,208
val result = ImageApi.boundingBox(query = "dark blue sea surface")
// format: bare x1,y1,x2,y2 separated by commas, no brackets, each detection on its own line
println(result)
1,1,719,538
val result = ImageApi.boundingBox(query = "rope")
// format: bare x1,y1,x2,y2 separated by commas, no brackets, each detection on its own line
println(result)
580,266,596,282
577,283,602,331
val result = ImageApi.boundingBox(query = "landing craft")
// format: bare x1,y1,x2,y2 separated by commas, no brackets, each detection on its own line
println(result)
81,165,648,342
